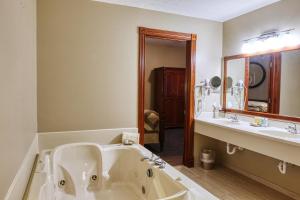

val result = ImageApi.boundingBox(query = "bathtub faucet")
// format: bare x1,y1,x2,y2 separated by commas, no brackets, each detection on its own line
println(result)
141,153,166,168
154,159,166,169
141,153,155,162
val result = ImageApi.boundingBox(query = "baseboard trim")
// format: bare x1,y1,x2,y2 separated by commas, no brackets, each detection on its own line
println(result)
22,154,39,200
223,164,300,200
4,134,38,200
194,160,200,167
184,158,194,168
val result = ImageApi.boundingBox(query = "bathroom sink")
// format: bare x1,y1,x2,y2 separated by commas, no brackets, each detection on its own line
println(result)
214,118,241,125
258,129,300,139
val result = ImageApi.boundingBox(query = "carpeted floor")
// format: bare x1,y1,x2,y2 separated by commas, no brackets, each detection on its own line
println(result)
145,128,184,166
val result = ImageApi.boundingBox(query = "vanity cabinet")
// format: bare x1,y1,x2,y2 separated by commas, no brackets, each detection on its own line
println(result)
194,118,300,167
154,67,185,128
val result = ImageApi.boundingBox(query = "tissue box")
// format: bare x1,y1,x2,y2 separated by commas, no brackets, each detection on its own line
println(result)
122,132,140,144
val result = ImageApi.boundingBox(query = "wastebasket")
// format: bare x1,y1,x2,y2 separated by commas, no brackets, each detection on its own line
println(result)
200,149,215,170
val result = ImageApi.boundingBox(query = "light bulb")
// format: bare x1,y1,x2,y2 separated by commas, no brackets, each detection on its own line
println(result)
253,40,265,52
265,36,282,50
281,33,300,47
242,42,256,54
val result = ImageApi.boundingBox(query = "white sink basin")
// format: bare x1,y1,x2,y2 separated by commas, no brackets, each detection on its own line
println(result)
214,118,241,125
258,129,300,139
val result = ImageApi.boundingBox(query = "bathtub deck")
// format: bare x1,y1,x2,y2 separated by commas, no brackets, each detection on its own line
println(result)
56,183,144,200
176,166,295,200
95,183,144,200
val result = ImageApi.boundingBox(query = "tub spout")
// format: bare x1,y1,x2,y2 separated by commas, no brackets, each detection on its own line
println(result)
153,158,166,169
141,153,155,162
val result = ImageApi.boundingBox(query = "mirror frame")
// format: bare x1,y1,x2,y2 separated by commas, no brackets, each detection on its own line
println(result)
222,45,300,123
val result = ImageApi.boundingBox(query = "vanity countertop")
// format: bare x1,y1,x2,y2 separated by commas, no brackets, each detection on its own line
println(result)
195,115,300,147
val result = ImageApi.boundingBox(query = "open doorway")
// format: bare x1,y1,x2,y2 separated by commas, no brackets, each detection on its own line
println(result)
138,27,197,167
143,38,186,165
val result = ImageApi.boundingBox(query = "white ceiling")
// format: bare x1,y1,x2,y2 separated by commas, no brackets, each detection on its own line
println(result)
93,0,280,22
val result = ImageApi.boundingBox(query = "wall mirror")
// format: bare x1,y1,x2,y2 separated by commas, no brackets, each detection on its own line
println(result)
223,47,300,122
225,58,247,110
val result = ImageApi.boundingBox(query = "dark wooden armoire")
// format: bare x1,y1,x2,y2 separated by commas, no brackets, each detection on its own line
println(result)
154,67,186,129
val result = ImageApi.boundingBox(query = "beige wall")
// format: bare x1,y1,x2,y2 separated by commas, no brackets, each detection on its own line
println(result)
221,0,300,196
223,0,300,56
37,0,223,132
145,42,186,110
0,0,37,198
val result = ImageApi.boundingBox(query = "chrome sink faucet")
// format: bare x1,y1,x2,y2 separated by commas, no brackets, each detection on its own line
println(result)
212,104,220,119
155,159,166,169
228,114,239,122
286,123,298,134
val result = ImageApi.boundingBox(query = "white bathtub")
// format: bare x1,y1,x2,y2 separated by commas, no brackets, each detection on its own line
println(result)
30,143,218,200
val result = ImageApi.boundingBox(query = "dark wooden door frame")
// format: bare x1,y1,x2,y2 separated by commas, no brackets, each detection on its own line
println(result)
138,27,197,167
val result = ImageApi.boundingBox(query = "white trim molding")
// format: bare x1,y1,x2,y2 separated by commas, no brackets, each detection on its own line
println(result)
4,135,38,200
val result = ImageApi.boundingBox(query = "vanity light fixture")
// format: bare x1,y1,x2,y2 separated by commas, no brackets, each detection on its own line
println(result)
241,29,300,54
